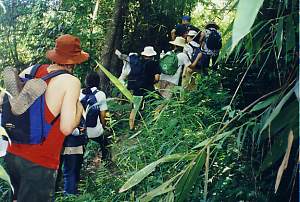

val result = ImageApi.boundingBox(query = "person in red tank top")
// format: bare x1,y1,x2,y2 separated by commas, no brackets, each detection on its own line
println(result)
4,34,89,202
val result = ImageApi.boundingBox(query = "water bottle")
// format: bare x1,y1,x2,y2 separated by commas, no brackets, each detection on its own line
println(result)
160,50,165,59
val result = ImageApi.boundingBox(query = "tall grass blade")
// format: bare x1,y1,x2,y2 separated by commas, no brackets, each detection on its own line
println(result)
174,151,206,202
119,154,195,193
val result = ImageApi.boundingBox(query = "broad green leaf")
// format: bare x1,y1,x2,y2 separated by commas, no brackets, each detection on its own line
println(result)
294,81,299,100
250,94,278,112
275,18,283,58
95,61,133,102
119,154,195,193
193,129,235,149
231,0,264,52
260,87,295,134
284,0,288,8
95,61,143,128
174,151,206,202
285,16,295,53
0,165,13,192
0,1,5,13
260,128,289,172
130,95,143,127
165,191,175,202
260,99,298,142
139,173,182,202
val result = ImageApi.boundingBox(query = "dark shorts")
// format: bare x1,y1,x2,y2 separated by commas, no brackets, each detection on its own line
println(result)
4,152,57,202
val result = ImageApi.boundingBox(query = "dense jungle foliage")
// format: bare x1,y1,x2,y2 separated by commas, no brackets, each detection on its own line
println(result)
0,0,299,201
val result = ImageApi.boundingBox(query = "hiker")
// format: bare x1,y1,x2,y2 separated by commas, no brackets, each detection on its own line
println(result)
127,46,161,129
199,21,222,71
80,72,110,161
3,34,88,202
127,46,161,97
159,36,191,98
181,30,210,89
61,71,110,195
171,16,199,40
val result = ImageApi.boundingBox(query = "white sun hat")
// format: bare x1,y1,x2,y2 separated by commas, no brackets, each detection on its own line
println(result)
169,37,186,47
141,46,157,57
187,30,198,36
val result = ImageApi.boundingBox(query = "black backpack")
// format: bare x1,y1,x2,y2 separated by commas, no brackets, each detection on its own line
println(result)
127,55,147,90
206,28,222,51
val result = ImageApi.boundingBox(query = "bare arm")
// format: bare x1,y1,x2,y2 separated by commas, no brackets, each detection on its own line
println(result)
171,29,176,41
188,53,203,69
199,31,206,45
99,111,107,127
154,74,160,82
60,77,83,135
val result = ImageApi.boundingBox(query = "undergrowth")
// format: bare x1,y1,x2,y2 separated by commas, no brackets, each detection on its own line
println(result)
55,73,233,201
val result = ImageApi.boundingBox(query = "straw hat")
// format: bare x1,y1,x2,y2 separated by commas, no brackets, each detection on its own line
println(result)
141,46,157,57
169,37,186,47
46,34,89,64
187,30,198,36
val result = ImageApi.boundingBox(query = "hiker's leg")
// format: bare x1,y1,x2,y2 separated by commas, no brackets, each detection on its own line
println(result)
91,135,111,161
75,154,83,184
211,54,219,70
129,108,136,130
11,155,57,202
63,154,80,195
4,153,21,202
55,155,64,191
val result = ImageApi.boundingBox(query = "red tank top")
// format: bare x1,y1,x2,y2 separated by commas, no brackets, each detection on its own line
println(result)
7,65,66,170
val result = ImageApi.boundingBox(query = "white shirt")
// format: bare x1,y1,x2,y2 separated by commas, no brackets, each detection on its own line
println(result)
79,87,108,138
160,52,191,85
184,41,200,61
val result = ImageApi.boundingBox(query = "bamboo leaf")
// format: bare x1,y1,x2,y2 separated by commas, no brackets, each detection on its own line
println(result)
165,191,175,202
250,94,278,112
139,173,183,202
260,99,298,142
0,1,5,13
275,130,294,193
285,16,295,53
275,18,283,58
192,130,235,149
92,0,100,22
119,154,195,193
260,87,295,134
231,0,264,52
95,61,133,102
175,151,206,202
260,128,289,172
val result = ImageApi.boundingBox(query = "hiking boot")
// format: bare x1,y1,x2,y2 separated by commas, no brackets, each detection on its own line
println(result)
10,78,47,115
3,67,22,97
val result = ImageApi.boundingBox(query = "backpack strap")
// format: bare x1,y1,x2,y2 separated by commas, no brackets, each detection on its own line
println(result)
25,64,42,79
41,70,70,81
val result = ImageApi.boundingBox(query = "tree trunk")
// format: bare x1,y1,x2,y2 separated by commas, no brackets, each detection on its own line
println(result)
98,0,128,95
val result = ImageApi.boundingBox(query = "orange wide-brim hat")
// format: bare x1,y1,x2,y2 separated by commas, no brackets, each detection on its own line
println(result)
46,34,89,64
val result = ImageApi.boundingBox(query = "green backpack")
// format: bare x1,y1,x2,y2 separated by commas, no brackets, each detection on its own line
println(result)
159,52,178,75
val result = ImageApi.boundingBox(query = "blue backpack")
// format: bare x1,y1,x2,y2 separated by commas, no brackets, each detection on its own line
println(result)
80,88,99,128
1,64,69,144
127,55,146,91
190,44,209,70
